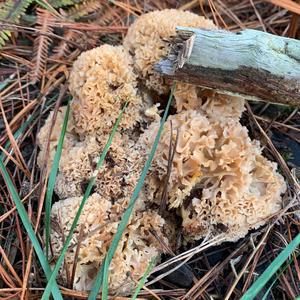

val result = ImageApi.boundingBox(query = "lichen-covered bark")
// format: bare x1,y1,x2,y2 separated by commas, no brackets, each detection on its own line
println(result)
156,28,300,106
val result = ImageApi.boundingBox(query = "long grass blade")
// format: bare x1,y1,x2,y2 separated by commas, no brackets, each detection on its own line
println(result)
0,159,63,299
45,103,70,258
41,101,128,300
261,251,300,300
102,252,110,300
241,232,300,300
89,82,176,300
131,259,155,300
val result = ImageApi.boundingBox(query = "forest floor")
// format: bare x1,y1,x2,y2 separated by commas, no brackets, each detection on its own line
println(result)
0,0,300,299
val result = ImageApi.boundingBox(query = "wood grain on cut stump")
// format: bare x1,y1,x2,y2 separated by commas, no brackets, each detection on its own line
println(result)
155,27,300,106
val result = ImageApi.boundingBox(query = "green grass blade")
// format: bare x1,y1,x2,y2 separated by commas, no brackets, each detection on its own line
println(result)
0,159,63,299
261,251,300,300
131,259,155,300
261,275,278,300
90,82,176,300
241,232,300,300
102,252,110,300
41,102,128,300
0,75,14,91
45,103,70,258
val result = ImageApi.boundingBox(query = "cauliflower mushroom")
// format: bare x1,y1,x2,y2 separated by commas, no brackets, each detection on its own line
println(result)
197,89,245,121
50,193,169,294
69,44,144,136
54,131,145,203
140,109,286,242
37,106,77,171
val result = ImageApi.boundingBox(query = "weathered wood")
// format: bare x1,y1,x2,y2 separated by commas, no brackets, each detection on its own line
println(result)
155,27,300,106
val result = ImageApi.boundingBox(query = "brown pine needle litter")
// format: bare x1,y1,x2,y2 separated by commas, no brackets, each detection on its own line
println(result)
0,1,300,299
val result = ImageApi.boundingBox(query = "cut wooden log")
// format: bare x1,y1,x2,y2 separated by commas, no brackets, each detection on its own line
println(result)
155,27,300,107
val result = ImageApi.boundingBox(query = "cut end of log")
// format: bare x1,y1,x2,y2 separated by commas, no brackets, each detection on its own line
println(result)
175,29,195,68
154,28,196,75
